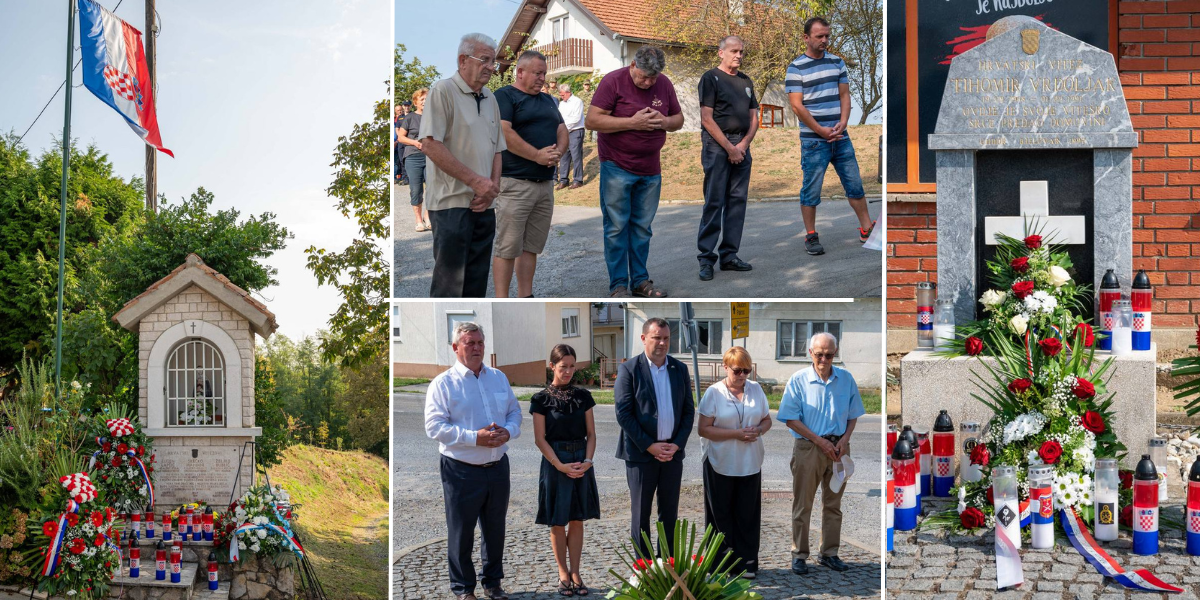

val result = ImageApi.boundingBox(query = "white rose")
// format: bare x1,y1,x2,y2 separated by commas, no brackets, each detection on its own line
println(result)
251,543,260,553
256,528,267,539
1009,314,1029,335
981,289,1007,307
1048,265,1072,288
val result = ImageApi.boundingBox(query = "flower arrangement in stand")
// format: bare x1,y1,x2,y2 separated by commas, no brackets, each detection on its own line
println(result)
606,520,759,600
226,484,301,563
925,234,1127,533
29,458,120,600
84,403,156,516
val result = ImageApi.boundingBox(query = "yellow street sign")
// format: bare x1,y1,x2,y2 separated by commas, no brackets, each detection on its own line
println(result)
731,302,749,339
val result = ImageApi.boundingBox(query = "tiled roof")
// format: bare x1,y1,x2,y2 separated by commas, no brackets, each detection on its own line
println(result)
112,253,277,332
576,0,691,42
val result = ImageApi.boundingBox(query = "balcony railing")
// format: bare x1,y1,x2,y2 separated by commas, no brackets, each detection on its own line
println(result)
532,38,593,75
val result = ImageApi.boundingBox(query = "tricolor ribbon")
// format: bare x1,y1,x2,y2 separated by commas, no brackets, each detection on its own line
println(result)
995,512,1023,589
227,507,303,563
127,450,155,508
1059,508,1183,593
41,501,79,577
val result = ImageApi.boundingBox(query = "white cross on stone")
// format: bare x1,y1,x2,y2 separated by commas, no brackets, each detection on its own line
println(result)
983,181,1086,245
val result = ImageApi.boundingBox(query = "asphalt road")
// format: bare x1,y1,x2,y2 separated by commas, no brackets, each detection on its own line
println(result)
393,187,883,299
392,390,883,556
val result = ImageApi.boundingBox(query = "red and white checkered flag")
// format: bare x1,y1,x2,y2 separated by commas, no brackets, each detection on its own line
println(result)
106,418,135,437
59,472,97,504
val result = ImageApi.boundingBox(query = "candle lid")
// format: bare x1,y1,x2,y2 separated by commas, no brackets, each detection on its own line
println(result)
1133,270,1150,289
960,421,981,433
1190,456,1200,482
1101,269,1120,289
934,410,954,432
891,438,914,460
1149,437,1167,448
156,540,164,550
1095,458,1118,469
917,282,936,290
1135,454,1157,480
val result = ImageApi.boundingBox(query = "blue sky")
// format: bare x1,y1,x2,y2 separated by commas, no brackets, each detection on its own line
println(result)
1,0,390,341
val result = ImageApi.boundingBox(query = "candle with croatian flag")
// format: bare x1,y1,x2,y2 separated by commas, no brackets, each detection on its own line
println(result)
1097,269,1120,351
892,439,919,531
128,537,140,578
917,429,932,498
185,506,195,541
169,541,182,583
145,508,155,539
993,465,1023,589
1094,458,1119,542
208,551,219,590
203,506,214,542
900,426,922,514
887,424,897,456
886,463,895,551
1187,456,1200,556
1133,454,1160,556
932,411,955,497
960,422,982,482
1149,437,1168,502
1028,465,1054,549
1131,270,1152,351
155,540,166,581
131,511,142,540
917,282,935,347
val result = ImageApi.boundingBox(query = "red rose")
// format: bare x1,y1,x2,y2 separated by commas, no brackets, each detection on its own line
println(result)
634,559,652,571
1025,235,1042,249
1010,256,1030,273
66,514,79,528
111,456,121,467
1039,440,1063,464
1011,280,1035,300
986,485,994,505
1039,338,1062,357
116,443,128,455
970,444,990,467
1120,470,1133,490
1076,323,1094,348
69,539,86,555
965,336,984,356
1007,378,1033,394
1120,504,1133,527
43,521,58,537
1081,411,1106,434
137,446,145,456
102,442,112,453
960,507,986,529
1072,377,1095,399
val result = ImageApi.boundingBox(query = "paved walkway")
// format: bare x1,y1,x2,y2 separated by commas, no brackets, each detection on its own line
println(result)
886,497,1200,600
393,187,882,299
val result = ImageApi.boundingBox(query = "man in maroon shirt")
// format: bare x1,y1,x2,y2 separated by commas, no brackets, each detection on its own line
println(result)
585,46,684,298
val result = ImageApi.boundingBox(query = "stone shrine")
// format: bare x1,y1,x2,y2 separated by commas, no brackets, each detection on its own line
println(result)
113,253,278,508
900,17,1156,468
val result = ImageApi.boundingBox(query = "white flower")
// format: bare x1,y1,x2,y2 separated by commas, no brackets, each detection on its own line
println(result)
629,575,640,588
1049,266,1072,288
251,543,261,553
238,541,246,550
256,528,267,539
1026,450,1044,465
981,289,1007,307
1010,314,1029,335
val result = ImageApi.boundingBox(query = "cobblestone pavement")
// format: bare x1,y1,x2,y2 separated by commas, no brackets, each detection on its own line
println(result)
887,498,1200,600
394,498,882,600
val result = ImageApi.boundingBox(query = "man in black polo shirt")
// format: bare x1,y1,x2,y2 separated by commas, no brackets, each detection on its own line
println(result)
492,50,567,298
696,35,758,282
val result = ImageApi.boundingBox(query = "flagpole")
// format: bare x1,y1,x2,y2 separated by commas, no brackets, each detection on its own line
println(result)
144,0,157,213
55,0,76,400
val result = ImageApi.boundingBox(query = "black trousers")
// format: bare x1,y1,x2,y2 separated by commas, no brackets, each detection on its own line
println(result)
441,455,510,594
702,458,762,574
625,457,684,558
429,207,495,297
697,132,752,266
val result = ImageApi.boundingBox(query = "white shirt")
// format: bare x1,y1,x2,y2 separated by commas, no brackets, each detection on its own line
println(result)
558,94,585,131
646,353,674,441
424,361,523,465
698,380,769,476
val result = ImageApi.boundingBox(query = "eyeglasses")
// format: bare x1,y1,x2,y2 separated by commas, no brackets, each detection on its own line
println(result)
729,368,751,376
467,55,500,71
811,352,835,360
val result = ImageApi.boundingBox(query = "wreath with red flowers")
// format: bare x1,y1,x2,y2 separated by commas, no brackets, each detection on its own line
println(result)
84,403,156,515
29,458,120,600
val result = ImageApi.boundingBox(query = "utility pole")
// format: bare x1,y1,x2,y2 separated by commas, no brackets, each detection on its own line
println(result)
144,0,157,212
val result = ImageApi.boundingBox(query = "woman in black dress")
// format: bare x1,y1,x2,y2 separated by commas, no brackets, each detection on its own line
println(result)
531,344,600,596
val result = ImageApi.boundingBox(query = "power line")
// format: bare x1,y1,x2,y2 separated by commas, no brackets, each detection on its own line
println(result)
16,0,126,145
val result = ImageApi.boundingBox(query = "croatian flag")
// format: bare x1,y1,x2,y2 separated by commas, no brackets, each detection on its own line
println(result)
893,461,919,531
77,0,173,157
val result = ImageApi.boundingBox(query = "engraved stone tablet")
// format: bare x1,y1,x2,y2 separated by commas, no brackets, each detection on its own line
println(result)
154,446,242,507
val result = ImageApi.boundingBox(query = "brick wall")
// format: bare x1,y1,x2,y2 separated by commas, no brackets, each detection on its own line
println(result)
887,3,1200,347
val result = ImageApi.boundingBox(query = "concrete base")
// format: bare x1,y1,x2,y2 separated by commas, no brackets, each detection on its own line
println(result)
899,344,1157,468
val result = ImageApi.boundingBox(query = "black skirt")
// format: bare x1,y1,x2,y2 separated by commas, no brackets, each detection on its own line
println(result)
535,440,601,526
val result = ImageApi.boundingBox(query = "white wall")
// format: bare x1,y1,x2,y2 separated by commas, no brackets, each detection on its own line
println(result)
491,303,548,367
528,0,626,75
392,302,436,366
543,302,594,363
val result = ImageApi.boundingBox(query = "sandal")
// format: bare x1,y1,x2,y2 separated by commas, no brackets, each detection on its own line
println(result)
632,280,668,298
609,286,631,298
415,223,427,232
557,580,575,596
571,575,588,596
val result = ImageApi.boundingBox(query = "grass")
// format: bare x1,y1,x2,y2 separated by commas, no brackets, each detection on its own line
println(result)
550,124,882,207
266,445,389,600
518,387,883,414
392,377,429,388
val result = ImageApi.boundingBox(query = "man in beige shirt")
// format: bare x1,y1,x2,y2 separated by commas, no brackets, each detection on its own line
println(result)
419,32,507,297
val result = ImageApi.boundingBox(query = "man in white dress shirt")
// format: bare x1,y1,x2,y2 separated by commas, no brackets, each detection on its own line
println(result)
425,321,522,600
556,83,586,190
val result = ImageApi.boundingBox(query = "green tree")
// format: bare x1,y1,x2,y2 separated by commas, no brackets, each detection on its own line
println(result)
395,44,440,105
335,352,388,457
260,334,347,446
253,354,291,469
831,0,883,123
306,94,389,368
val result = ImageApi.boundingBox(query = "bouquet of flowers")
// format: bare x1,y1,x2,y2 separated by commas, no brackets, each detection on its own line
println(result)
226,484,300,561
30,457,120,600
85,403,156,515
606,520,759,600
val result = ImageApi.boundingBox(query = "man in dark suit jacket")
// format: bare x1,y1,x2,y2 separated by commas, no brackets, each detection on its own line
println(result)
614,316,695,558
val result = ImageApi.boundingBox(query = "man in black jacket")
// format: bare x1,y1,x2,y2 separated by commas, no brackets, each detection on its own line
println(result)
614,317,695,557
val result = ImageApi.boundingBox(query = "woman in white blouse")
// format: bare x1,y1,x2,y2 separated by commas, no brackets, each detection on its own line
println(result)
698,346,773,579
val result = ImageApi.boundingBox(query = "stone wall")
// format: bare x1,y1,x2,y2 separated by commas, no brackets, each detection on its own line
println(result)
221,556,296,600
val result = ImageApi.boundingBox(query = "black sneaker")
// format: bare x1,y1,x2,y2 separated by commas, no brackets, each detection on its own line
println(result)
859,221,876,243
719,257,753,271
805,232,825,255
699,263,714,281
791,558,808,575
819,555,850,572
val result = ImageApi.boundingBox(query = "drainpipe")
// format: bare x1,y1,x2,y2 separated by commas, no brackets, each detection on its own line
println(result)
618,35,626,66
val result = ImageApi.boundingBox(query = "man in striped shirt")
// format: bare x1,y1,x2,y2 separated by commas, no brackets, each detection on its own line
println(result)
784,16,875,256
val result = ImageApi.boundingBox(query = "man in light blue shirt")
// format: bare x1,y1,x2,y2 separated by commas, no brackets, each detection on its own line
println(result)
425,321,522,600
777,331,863,577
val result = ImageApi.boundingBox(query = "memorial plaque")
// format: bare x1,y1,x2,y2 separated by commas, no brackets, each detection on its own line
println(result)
154,446,243,507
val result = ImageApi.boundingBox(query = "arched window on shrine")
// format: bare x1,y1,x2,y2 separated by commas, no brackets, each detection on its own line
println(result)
165,339,226,427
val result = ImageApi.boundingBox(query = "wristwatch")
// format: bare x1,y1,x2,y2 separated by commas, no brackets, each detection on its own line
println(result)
583,458,593,464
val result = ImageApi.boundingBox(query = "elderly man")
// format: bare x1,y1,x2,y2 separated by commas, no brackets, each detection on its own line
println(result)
776,331,864,576
784,16,875,257
425,321,522,600
586,46,684,299
696,35,758,282
492,50,567,298
419,33,506,297
556,83,586,190
613,317,695,558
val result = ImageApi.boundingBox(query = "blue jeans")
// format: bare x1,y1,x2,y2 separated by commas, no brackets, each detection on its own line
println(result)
599,161,661,293
799,137,865,207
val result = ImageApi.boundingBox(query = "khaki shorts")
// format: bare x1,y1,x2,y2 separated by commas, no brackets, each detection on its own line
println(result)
493,177,555,259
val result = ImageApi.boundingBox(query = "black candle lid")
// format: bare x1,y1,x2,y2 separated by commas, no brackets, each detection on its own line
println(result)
934,410,954,432
1190,455,1200,482
892,438,914,460
1133,270,1151,290
156,540,164,550
899,426,918,447
1101,269,1120,289
1135,454,1157,480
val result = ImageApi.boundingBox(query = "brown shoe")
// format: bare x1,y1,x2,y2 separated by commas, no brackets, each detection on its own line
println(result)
569,182,583,190
555,182,569,191
609,286,631,298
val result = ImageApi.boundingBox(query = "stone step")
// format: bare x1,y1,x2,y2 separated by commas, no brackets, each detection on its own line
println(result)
110,562,198,600
191,581,230,600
